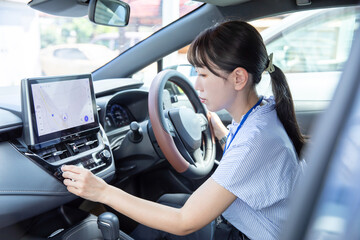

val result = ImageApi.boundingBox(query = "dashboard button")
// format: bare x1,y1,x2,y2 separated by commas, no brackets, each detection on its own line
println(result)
98,150,111,162
76,163,84,168
68,143,79,154
54,168,64,181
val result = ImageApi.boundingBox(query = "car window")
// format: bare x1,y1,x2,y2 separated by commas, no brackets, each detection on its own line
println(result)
53,48,88,60
137,45,194,88
258,6,360,103
0,0,202,91
266,7,360,73
136,6,359,105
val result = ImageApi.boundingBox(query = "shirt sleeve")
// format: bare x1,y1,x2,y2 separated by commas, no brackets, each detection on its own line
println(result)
212,134,298,210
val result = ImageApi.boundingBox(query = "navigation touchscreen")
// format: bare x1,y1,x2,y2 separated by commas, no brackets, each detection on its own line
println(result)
21,74,99,148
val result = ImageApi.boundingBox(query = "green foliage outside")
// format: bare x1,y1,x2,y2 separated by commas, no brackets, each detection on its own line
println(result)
40,16,118,49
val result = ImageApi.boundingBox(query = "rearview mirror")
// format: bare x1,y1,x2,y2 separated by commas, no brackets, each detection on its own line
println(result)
88,0,130,27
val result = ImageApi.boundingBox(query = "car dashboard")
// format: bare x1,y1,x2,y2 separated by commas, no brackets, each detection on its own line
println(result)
0,76,155,230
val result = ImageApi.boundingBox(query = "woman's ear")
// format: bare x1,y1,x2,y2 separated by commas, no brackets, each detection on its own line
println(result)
232,67,249,91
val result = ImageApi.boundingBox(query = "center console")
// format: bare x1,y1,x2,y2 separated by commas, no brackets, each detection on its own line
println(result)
16,74,114,182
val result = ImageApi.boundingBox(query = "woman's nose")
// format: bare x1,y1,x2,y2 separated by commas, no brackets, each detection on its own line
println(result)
194,76,202,91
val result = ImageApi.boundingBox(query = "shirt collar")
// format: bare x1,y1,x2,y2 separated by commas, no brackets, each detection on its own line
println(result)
226,96,275,136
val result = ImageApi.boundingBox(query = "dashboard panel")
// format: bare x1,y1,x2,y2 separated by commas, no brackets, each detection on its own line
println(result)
0,77,179,231
96,89,149,134
0,76,123,229
105,103,133,130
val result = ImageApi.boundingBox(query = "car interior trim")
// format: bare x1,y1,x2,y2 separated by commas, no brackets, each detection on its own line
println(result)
28,0,88,17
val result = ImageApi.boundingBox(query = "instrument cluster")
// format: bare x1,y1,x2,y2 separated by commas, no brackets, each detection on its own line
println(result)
105,103,132,130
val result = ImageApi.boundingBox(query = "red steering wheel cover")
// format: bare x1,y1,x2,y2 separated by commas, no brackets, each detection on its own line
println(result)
148,71,190,173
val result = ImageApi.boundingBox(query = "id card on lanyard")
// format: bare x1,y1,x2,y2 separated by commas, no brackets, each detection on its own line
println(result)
223,97,263,156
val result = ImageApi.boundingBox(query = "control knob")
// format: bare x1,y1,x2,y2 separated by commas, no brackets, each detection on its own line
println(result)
129,121,143,143
99,149,111,162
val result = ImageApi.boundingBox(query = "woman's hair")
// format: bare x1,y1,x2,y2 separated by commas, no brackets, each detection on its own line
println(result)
187,20,305,157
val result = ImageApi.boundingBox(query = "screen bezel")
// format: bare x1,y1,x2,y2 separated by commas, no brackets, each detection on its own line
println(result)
26,74,99,145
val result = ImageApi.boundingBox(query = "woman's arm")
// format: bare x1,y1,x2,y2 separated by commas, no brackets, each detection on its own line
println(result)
209,112,229,150
61,165,236,236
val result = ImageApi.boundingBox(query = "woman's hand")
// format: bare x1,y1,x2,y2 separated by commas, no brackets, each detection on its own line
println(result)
61,165,108,203
208,112,228,140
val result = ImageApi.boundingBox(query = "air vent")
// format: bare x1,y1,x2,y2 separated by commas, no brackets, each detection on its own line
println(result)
34,143,70,163
73,134,99,154
33,134,99,163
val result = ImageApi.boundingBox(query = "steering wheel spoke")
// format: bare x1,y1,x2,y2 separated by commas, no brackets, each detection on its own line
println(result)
196,113,208,132
165,117,176,137
191,148,204,165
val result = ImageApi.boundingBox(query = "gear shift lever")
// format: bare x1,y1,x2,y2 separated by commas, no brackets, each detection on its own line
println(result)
98,212,120,240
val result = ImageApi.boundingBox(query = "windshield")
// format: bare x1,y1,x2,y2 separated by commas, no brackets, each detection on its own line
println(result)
0,0,202,91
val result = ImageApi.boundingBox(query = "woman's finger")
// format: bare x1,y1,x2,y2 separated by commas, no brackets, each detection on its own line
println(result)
61,165,85,174
66,185,80,195
63,178,79,187
62,171,80,181
207,112,215,143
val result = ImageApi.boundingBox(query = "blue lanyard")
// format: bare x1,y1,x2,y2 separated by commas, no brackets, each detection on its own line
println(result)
223,97,263,155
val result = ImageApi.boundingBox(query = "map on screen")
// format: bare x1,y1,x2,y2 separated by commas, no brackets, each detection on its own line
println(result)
31,78,95,137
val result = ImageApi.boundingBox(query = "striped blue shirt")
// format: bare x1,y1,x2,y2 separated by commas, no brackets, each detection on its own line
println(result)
212,97,305,240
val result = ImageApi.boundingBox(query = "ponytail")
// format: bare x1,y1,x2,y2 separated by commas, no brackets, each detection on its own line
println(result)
269,65,305,157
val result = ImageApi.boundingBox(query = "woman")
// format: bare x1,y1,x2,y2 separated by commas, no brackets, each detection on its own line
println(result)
62,20,306,240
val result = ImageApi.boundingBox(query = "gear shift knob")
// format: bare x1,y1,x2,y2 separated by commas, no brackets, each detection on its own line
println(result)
98,212,120,240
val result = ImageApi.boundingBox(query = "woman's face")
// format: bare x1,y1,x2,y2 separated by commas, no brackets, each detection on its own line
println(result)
194,67,236,112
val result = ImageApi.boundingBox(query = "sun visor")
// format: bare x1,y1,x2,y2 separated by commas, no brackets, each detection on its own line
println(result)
28,0,88,17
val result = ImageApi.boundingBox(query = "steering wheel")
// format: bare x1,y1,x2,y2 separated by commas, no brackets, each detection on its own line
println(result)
148,69,215,179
